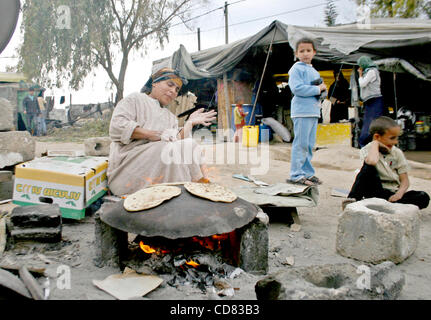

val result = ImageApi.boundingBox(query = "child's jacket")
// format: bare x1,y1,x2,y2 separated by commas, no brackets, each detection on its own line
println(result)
288,61,321,118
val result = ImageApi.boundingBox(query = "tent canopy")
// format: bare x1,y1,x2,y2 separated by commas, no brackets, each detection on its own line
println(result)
152,19,431,81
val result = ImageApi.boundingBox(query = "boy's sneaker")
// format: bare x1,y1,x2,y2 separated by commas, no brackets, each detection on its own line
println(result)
342,198,356,210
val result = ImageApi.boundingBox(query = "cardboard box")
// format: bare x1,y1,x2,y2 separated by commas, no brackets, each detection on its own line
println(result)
13,156,108,220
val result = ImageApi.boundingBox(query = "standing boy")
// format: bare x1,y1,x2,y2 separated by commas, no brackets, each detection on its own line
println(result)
345,116,429,209
287,38,326,186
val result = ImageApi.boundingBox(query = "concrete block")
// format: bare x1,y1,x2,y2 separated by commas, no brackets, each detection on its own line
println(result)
84,137,111,156
11,204,62,229
0,131,35,169
0,98,14,131
336,198,420,264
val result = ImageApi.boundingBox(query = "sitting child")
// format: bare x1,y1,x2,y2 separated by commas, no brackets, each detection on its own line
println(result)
344,116,430,210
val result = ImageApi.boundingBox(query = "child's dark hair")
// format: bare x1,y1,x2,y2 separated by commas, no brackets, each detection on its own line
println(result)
295,38,316,51
369,116,399,136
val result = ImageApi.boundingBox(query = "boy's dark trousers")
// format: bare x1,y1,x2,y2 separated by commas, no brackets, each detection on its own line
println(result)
348,163,430,209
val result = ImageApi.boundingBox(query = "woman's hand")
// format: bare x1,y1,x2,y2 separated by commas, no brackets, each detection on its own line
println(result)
188,108,217,127
358,67,363,77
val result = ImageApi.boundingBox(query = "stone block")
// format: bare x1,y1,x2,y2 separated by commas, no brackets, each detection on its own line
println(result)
0,180,13,201
0,131,35,169
0,171,13,200
336,198,420,264
255,262,405,300
0,98,14,131
84,136,111,156
238,218,268,274
11,226,61,242
93,203,128,268
0,171,13,183
11,204,62,229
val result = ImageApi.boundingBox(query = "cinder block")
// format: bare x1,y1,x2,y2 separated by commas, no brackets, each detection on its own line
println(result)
84,137,111,156
336,198,420,264
0,131,35,169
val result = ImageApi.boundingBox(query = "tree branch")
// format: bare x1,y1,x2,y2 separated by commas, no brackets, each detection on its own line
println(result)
110,0,126,49
127,0,189,51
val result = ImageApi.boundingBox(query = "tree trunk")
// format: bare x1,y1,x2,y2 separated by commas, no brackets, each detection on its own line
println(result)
114,51,130,105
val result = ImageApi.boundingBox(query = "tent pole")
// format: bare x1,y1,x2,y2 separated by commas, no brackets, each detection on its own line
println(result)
393,72,398,119
248,28,277,125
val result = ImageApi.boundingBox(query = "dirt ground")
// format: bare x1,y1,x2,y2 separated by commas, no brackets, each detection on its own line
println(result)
2,141,431,300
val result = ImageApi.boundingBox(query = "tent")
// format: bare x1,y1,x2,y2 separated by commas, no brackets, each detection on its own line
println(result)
153,18,431,149
153,18,431,81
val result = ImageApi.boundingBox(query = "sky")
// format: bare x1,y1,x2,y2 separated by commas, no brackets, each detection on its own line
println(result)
0,0,358,105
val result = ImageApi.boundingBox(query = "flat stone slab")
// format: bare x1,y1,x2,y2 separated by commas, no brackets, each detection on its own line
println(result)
0,131,35,169
255,261,404,300
84,137,111,156
336,198,420,264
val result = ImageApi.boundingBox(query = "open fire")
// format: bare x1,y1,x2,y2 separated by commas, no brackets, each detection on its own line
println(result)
128,231,244,292
95,192,269,294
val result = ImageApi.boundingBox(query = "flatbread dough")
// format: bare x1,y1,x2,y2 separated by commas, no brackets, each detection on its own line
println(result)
183,182,237,203
124,185,181,212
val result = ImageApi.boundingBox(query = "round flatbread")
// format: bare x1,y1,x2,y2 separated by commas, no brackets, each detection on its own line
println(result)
124,185,182,212
183,182,237,203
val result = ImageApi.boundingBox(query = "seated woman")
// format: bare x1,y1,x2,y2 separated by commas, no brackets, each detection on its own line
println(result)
107,68,217,196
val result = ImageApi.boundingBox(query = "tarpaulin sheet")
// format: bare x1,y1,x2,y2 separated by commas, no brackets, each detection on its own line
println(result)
153,19,431,81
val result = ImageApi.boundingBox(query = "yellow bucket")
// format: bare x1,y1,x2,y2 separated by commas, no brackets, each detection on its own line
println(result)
242,125,259,147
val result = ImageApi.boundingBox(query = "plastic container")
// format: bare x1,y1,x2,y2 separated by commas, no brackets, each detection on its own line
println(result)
242,125,259,147
259,123,273,142
415,121,424,134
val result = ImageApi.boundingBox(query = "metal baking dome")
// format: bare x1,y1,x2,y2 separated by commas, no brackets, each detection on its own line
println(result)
0,0,20,55
100,184,259,239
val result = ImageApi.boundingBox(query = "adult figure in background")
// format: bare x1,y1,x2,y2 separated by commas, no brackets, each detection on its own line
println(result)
107,68,217,196
36,90,47,136
357,56,384,147
329,69,351,123
22,87,40,136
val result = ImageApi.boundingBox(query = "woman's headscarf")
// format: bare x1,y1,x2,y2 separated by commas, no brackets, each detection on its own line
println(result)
141,68,188,94
357,56,377,73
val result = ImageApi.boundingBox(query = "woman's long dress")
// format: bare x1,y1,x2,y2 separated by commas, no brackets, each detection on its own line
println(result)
107,92,204,196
